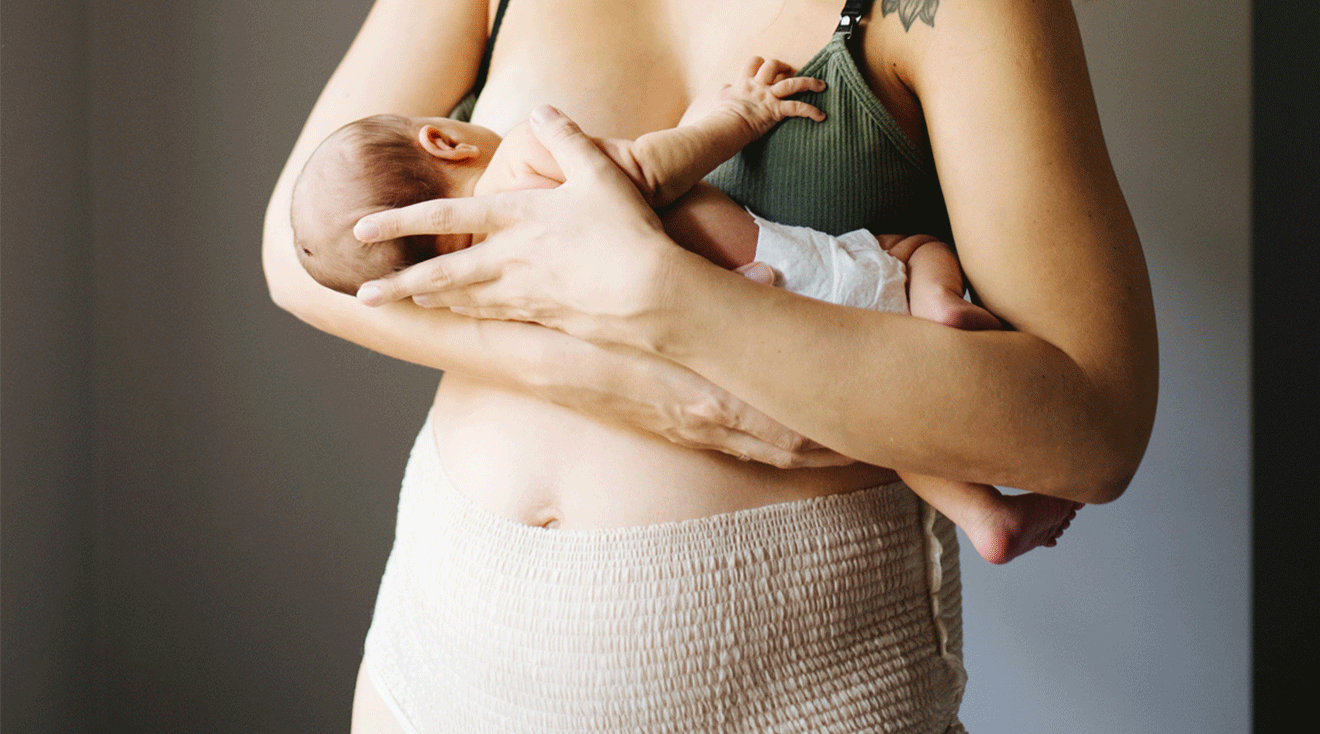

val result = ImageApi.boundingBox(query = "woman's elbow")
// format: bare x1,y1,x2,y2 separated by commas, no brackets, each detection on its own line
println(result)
1075,451,1141,505
1057,393,1157,505
266,276,305,319
263,240,304,315
264,257,325,325
262,202,318,319
1035,438,1139,505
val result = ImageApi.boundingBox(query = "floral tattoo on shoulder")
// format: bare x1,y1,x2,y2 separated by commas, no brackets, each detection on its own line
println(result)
882,0,939,31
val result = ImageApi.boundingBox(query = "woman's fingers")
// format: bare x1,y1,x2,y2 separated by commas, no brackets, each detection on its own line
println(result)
784,447,859,469
354,194,516,243
735,262,776,285
357,246,500,306
714,431,855,469
356,107,667,334
702,398,855,467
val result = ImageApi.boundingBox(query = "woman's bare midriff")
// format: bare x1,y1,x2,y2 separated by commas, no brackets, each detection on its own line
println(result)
431,375,900,529
417,0,922,531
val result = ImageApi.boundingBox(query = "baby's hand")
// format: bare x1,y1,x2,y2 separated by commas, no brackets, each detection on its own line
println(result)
717,57,826,137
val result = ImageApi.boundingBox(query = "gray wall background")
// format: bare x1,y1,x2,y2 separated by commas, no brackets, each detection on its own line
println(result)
1,1,1250,732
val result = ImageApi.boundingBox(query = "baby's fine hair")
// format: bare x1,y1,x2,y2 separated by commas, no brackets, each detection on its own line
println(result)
293,114,453,295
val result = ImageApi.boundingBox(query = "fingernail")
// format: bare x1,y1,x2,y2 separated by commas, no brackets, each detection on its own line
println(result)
357,283,383,306
449,306,469,316
354,219,381,241
530,105,562,124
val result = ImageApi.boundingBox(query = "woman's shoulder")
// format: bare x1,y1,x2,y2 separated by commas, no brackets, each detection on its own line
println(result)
852,0,1079,145
863,0,1086,95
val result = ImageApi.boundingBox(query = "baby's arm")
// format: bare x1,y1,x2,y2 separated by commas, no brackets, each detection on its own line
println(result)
497,58,821,206
604,57,825,207
489,57,820,265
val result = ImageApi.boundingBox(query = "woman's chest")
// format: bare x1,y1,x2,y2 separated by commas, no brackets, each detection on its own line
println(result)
470,0,873,137
467,0,944,237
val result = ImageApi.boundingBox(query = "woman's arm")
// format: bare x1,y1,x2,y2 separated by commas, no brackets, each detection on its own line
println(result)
355,0,1158,503
653,0,1158,502
263,0,840,468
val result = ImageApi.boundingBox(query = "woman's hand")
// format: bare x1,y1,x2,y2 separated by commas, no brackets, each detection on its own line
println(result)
354,105,694,349
533,335,854,469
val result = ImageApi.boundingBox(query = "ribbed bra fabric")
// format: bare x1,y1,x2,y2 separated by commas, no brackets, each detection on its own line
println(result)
363,413,967,733
704,32,952,242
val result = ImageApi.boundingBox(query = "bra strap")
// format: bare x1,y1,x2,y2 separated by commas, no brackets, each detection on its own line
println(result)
471,0,513,97
835,0,872,40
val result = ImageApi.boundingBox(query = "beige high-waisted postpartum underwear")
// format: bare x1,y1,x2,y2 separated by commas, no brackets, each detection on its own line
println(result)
363,413,968,733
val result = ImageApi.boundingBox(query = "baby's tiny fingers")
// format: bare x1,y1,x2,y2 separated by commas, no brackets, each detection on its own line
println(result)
778,100,826,122
755,58,794,84
740,56,766,79
770,77,826,98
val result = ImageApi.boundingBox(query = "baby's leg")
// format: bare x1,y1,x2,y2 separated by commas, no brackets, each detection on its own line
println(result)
658,182,761,270
902,239,1002,331
900,472,1083,565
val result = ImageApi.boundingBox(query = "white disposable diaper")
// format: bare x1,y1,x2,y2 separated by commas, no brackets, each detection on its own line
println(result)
750,212,909,314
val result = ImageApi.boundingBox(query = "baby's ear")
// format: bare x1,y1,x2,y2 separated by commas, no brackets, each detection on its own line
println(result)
419,125,480,161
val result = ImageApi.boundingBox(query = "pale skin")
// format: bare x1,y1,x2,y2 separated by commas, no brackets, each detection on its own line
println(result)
262,1,1157,729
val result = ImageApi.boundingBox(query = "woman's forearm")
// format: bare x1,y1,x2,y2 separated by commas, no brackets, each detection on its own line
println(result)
654,0,1157,504
266,163,839,468
641,249,1153,504
265,199,530,382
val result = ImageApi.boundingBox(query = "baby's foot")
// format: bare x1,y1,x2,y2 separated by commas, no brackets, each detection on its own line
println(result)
965,493,1083,565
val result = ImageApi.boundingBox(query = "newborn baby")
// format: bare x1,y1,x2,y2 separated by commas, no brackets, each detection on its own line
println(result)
290,58,980,320
291,58,1080,564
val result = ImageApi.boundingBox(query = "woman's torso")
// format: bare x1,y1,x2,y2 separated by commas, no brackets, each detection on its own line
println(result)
434,0,937,529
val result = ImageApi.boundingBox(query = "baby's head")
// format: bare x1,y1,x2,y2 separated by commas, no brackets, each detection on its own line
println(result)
290,114,493,295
